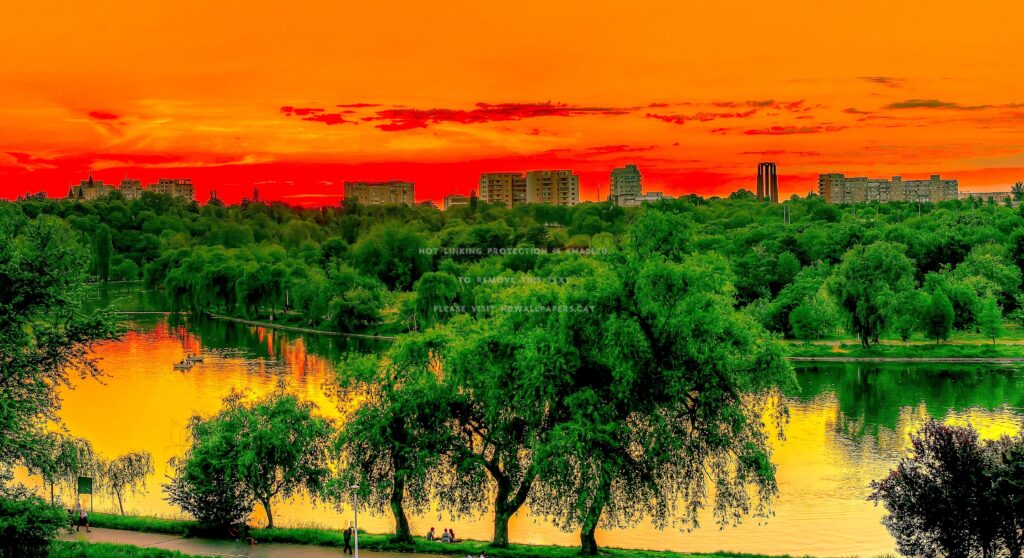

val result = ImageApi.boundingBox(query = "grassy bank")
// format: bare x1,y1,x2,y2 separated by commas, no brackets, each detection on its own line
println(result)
87,513,798,558
785,340,1024,360
51,541,198,558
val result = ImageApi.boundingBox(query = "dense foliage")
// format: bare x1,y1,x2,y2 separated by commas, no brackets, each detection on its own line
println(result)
3,192,1021,343
164,390,333,529
870,420,1024,558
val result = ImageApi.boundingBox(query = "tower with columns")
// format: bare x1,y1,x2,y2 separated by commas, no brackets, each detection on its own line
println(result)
756,162,779,203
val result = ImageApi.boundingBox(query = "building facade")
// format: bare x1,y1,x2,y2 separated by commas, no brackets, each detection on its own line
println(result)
614,192,665,207
343,181,415,206
757,162,779,203
478,173,527,208
68,174,193,201
67,173,112,200
443,194,472,210
817,173,958,204
118,178,143,200
609,164,642,198
147,178,195,201
525,170,579,206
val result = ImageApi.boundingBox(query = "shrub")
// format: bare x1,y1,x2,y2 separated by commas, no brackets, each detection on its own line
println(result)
0,494,67,558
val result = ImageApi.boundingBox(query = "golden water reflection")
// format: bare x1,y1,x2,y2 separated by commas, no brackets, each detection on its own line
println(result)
22,317,1024,557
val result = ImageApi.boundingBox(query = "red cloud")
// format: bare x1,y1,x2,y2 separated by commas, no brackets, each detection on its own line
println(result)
646,109,757,125
740,149,822,157
88,111,120,120
743,125,847,135
711,100,808,112
280,106,353,125
367,102,632,131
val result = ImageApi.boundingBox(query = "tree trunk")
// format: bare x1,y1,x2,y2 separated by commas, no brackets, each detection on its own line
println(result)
489,467,534,547
260,498,274,528
579,474,611,556
389,475,412,543
116,490,124,515
50,483,55,506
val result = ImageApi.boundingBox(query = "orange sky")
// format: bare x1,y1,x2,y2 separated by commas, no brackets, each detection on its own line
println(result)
2,0,1023,205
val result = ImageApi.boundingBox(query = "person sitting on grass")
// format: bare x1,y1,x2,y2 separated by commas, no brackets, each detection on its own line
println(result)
441,528,452,543
450,528,457,542
426,527,436,541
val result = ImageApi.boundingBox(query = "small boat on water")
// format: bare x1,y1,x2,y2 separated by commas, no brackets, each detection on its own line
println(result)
186,354,204,363
173,359,194,371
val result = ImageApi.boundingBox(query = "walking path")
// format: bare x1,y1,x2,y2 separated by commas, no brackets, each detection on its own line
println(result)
62,528,446,558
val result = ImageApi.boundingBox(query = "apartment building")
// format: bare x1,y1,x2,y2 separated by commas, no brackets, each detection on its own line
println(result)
343,181,415,206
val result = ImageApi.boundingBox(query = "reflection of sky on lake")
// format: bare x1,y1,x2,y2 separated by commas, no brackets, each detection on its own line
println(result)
20,306,1024,556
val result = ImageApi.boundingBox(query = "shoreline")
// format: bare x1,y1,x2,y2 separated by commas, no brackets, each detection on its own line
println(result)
787,356,1024,364
205,312,398,341
85,512,811,558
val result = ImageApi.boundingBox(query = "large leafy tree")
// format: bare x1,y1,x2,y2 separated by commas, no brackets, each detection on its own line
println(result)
830,241,916,347
870,421,1001,558
525,253,793,555
0,216,116,476
331,336,451,543
167,390,333,528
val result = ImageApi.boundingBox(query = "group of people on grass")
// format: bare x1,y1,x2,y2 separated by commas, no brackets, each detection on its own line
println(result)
425,526,459,543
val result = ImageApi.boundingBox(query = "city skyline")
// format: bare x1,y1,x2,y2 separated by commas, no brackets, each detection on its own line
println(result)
2,2,1023,206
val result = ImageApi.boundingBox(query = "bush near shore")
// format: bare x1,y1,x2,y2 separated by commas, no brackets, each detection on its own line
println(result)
87,512,799,558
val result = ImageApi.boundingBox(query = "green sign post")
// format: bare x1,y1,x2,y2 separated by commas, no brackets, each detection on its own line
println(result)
77,476,94,512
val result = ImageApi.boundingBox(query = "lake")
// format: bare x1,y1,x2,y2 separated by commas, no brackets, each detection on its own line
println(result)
27,286,1024,556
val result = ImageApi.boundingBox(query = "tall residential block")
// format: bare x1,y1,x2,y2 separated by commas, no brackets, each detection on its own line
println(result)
343,181,415,206
817,173,958,204
148,178,195,201
756,162,779,203
525,170,579,206
478,173,527,208
609,164,642,198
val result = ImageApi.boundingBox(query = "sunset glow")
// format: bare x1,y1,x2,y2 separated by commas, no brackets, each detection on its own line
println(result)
2,1,1023,205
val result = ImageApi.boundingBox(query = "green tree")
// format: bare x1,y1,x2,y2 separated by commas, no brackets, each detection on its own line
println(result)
101,451,154,515
978,295,1003,345
528,254,794,555
331,338,451,544
168,390,333,528
92,225,113,282
351,225,431,290
0,217,115,474
1012,181,1024,201
412,271,460,329
924,290,955,344
830,242,916,347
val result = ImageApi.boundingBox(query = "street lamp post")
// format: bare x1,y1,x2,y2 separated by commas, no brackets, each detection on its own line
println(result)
351,484,360,558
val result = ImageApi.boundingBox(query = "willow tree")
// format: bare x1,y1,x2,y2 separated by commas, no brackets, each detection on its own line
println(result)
520,253,794,555
332,333,452,544
101,451,154,515
435,277,575,547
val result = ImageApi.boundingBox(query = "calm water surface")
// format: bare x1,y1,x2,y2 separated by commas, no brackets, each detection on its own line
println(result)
25,286,1024,556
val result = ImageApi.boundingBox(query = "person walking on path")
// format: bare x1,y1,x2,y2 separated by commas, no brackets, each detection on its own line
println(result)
343,523,353,554
75,500,90,533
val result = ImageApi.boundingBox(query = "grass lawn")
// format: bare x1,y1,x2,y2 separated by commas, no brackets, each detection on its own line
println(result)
50,541,198,558
87,513,803,558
